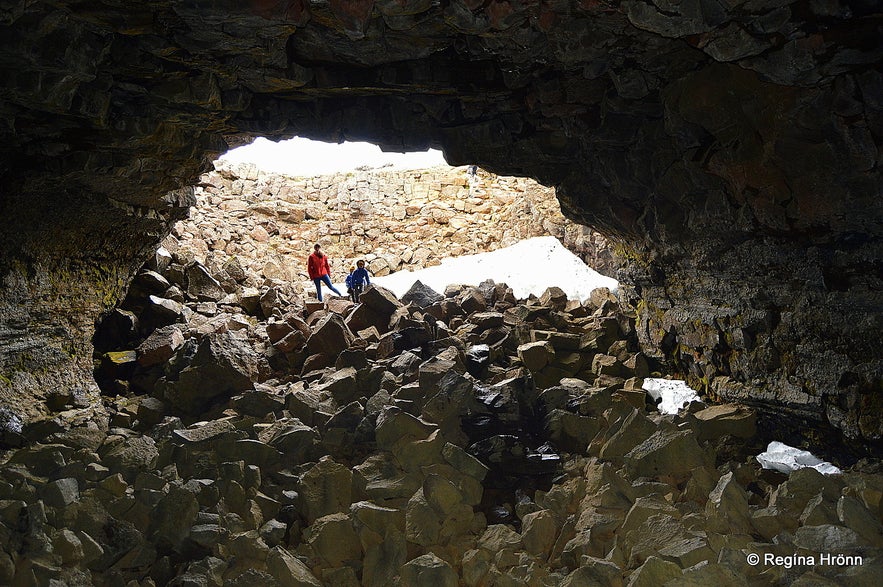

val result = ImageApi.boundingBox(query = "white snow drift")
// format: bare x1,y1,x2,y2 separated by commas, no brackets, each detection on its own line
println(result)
641,378,702,415
369,236,618,302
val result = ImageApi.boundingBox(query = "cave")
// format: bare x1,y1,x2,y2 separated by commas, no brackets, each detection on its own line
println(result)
2,0,879,442
1,2,882,583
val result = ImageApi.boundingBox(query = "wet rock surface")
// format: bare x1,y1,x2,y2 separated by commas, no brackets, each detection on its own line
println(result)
3,270,881,585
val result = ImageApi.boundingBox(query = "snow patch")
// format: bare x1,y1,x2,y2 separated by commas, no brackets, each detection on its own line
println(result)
755,441,842,476
369,236,618,302
642,378,701,415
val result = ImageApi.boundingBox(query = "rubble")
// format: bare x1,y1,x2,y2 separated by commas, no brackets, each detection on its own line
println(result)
3,258,878,586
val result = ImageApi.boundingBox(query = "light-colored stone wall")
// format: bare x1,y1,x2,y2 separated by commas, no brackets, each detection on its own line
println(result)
167,161,613,293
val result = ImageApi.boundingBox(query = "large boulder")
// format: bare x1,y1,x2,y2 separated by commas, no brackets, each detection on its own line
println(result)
162,331,268,416
306,313,355,360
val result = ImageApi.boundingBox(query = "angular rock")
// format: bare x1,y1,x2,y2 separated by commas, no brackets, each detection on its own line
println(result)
267,546,322,587
400,553,458,587
518,341,555,371
298,457,353,524
401,280,444,309
692,403,757,441
184,262,225,301
164,331,266,415
624,429,706,479
137,325,185,367
306,313,355,359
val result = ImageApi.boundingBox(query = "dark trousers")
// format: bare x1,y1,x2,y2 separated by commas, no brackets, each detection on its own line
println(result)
352,285,364,303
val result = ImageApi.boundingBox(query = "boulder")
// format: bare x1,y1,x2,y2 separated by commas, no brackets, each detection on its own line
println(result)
539,286,568,310
705,472,752,534
625,556,682,587
401,280,444,309
164,331,267,416
306,313,355,359
267,546,322,587
359,284,402,316
137,325,185,367
692,404,757,441
521,509,559,557
304,512,362,568
400,553,458,587
184,262,225,301
624,429,706,479
518,340,555,371
298,457,353,524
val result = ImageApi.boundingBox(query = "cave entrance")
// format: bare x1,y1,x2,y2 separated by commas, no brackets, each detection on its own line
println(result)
92,135,618,396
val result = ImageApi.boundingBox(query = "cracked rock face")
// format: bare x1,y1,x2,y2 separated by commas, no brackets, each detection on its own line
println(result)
0,2,880,440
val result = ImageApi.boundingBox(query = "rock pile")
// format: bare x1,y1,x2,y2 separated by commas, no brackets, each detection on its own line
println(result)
3,259,881,585
168,161,615,294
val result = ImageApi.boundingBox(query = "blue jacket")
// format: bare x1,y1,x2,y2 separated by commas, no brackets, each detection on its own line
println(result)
352,267,371,287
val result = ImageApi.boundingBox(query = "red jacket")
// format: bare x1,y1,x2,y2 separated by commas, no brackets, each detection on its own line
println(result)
308,252,331,279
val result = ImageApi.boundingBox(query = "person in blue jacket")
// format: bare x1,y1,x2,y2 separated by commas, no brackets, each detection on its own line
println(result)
345,266,356,301
350,260,371,303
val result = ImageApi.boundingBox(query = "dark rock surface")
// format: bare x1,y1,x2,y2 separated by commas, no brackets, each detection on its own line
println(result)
0,276,880,585
0,2,880,441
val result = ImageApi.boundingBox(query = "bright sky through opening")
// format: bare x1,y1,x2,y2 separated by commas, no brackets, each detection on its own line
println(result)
219,137,449,176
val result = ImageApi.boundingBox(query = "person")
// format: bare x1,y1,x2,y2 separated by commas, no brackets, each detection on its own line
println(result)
345,266,356,302
350,260,371,303
307,244,342,302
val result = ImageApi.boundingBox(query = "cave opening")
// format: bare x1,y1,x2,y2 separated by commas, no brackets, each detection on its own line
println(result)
89,134,634,527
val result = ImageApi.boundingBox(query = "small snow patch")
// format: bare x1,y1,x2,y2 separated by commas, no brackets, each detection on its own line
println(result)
756,441,841,476
642,378,701,415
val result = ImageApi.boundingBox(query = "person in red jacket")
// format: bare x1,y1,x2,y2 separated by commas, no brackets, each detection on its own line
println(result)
307,243,342,302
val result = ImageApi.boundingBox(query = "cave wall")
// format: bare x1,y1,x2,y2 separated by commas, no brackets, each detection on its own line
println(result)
0,1,880,439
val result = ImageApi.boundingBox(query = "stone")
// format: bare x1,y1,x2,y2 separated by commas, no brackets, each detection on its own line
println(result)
521,509,559,557
100,435,160,481
692,404,756,441
400,553,458,587
298,457,353,524
793,524,869,552
164,331,267,415
539,287,568,310
304,513,362,568
705,472,752,534
137,325,185,367
239,287,262,314
625,555,682,587
837,495,883,547
184,262,225,301
359,285,403,316
267,546,322,587
518,340,556,371
545,409,602,453
401,280,444,308
561,557,622,587
306,313,355,360
41,477,79,508
624,429,706,479
598,408,657,460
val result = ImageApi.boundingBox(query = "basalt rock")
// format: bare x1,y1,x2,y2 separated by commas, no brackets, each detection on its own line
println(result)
0,280,882,585
0,0,880,445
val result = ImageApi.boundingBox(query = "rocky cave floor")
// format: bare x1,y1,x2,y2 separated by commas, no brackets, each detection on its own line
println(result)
1,249,881,587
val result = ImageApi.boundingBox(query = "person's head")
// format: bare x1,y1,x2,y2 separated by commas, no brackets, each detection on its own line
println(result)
349,266,355,273
357,260,365,268
313,243,322,256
